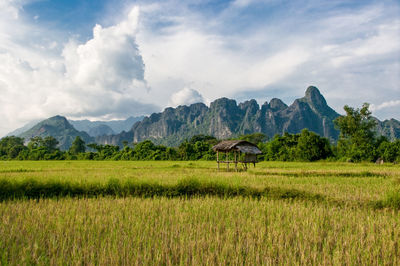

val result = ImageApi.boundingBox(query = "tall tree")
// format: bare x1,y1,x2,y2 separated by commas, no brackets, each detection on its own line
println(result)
69,136,86,154
0,136,26,159
334,103,376,161
42,136,59,152
295,129,332,161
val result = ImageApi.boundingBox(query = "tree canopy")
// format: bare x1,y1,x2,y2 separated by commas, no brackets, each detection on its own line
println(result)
334,103,377,161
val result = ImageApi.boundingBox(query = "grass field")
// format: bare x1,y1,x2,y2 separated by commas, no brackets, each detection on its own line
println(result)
0,161,399,264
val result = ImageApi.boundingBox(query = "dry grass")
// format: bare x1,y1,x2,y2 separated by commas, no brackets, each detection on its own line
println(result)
0,161,399,264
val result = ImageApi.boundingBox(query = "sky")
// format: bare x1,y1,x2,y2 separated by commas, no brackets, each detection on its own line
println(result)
0,0,399,136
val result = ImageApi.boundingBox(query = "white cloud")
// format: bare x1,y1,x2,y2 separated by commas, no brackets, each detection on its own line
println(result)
138,26,309,104
60,6,154,117
0,0,21,20
370,100,400,111
328,22,400,67
1,0,400,136
133,1,399,123
63,8,144,90
169,87,204,107
0,4,157,136
232,0,254,8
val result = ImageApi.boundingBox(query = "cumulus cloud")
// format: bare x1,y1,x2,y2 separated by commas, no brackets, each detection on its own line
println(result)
63,8,144,91
169,87,204,107
0,4,157,136
61,7,155,117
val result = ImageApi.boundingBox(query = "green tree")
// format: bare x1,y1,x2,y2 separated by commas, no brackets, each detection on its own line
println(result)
133,140,156,160
189,135,217,145
69,136,86,154
28,136,44,150
239,133,268,145
0,136,26,159
334,103,377,162
263,133,298,161
42,136,59,152
296,129,332,161
377,139,400,162
26,136,63,160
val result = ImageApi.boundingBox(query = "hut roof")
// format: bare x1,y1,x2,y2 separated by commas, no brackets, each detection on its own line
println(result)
212,140,262,155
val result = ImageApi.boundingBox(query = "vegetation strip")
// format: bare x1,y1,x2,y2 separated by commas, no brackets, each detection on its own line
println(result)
1,176,398,210
251,171,389,178
0,177,324,202
0,169,36,173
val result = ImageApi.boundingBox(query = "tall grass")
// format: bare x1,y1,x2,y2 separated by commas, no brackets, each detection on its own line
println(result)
0,197,399,265
374,189,400,209
0,161,399,264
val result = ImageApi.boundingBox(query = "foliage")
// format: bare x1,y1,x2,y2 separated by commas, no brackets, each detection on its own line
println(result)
178,135,217,161
334,103,377,161
24,136,64,160
262,129,332,161
69,136,86,154
0,136,26,159
296,129,332,161
238,132,267,144
376,139,400,163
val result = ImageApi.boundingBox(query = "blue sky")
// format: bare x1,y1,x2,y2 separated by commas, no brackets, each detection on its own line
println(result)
0,0,399,136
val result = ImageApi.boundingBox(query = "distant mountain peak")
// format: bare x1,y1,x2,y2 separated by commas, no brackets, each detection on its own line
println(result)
47,115,70,127
18,115,93,150
304,86,327,106
305,85,320,95
269,98,288,111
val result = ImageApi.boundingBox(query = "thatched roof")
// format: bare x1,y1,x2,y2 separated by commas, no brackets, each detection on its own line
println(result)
212,140,262,155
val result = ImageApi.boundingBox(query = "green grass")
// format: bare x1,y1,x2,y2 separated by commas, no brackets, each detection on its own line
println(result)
0,176,326,202
0,161,399,264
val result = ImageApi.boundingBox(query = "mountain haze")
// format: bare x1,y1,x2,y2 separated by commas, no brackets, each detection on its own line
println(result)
69,116,144,137
6,120,41,137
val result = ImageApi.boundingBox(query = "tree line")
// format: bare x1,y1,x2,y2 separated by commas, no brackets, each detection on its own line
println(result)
1,104,399,162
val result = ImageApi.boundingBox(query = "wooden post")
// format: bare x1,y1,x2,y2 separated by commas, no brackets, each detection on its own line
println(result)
226,152,229,171
217,151,219,170
234,150,237,171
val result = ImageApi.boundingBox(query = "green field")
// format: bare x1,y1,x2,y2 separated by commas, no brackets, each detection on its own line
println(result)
1,161,399,264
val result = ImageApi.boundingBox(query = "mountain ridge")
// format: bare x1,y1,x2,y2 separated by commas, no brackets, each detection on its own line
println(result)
8,86,400,148
118,86,341,146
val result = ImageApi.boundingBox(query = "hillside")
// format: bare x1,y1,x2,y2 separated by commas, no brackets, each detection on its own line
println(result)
18,116,94,150
375,119,400,141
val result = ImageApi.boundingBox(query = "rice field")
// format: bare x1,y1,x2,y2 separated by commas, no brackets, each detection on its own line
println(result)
0,161,399,264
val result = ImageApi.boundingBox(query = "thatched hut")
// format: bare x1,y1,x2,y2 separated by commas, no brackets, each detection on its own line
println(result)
212,140,262,171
